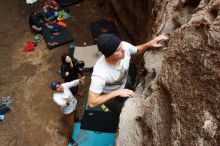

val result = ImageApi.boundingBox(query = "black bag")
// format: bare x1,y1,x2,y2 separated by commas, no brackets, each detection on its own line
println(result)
90,18,120,41
0,104,10,115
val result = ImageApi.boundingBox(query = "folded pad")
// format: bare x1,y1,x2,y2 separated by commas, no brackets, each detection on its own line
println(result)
74,45,102,68
42,25,73,49
80,110,119,133
90,18,120,41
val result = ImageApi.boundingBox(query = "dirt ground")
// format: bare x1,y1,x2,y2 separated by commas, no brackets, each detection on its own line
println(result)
0,1,127,146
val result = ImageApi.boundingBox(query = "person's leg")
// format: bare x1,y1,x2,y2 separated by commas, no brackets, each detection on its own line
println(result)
104,96,127,117
63,112,74,141
76,85,83,97
125,63,136,90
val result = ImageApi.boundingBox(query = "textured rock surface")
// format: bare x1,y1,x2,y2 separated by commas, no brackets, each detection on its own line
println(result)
110,0,220,145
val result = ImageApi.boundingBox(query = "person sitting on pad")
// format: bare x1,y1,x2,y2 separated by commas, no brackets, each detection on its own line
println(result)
29,11,44,34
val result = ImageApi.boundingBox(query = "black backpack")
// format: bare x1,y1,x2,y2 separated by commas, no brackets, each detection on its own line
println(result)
90,18,120,42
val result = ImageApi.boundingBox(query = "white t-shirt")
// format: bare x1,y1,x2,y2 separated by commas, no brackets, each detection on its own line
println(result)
53,80,79,115
90,41,137,94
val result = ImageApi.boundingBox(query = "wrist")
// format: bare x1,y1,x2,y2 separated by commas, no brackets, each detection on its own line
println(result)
144,42,152,48
113,90,119,97
79,79,82,84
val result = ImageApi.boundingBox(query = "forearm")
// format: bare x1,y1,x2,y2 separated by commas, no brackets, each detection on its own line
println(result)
65,97,72,106
70,79,80,87
135,42,152,56
135,35,168,56
32,25,42,31
64,79,80,89
60,66,68,79
61,102,69,107
56,99,68,107
60,71,67,79
88,90,119,108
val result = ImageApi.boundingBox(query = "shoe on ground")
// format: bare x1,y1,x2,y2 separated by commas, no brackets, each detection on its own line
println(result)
68,138,78,146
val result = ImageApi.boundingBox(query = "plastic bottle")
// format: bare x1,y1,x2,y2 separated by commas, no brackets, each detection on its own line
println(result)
0,115,4,121
69,44,75,49
68,44,76,55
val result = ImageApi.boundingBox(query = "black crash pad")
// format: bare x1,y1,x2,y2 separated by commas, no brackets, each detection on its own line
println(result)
42,25,73,49
80,110,119,133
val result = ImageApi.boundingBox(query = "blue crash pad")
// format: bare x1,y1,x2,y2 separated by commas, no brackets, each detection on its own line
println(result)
68,123,115,146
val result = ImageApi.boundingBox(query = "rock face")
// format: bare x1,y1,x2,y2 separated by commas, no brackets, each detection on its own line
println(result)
109,0,220,145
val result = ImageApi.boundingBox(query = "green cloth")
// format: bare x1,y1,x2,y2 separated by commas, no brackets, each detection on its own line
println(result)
58,10,70,20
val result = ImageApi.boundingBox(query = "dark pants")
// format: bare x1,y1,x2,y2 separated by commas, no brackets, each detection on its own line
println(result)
105,96,127,117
